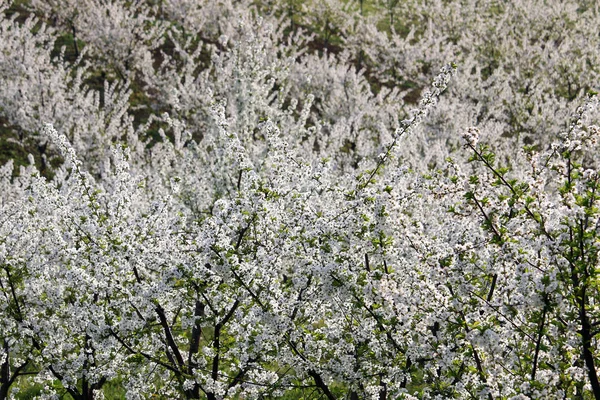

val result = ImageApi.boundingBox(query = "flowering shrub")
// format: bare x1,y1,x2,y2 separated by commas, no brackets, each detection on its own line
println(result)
2,0,600,399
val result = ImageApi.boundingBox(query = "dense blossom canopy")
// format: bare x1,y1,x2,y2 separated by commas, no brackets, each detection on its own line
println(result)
1,0,600,399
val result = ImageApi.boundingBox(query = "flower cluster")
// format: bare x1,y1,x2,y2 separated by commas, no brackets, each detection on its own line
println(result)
1,0,600,399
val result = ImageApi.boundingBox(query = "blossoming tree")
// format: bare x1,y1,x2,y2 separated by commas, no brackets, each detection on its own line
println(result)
2,0,600,399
